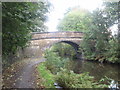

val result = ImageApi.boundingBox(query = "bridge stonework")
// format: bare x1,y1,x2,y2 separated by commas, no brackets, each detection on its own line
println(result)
23,31,84,58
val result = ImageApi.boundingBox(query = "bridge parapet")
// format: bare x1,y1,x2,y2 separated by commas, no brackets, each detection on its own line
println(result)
31,31,84,40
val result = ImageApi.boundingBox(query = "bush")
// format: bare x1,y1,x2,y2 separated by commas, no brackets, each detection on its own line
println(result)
44,49,69,74
55,68,108,88
37,63,55,88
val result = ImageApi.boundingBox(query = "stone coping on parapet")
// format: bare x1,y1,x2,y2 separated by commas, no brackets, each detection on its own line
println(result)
31,31,84,34
31,37,83,40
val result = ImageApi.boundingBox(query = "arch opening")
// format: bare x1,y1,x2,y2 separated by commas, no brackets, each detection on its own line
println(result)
60,41,79,52
46,40,82,59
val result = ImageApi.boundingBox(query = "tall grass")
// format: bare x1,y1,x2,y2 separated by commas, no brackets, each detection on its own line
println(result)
37,63,55,88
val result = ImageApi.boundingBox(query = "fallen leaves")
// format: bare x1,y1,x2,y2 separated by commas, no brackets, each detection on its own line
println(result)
3,58,32,88
3,58,43,88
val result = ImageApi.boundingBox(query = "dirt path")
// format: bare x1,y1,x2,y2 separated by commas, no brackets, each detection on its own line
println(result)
3,58,45,88
15,58,46,88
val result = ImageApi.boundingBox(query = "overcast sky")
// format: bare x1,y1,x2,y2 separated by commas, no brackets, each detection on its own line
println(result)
45,0,103,32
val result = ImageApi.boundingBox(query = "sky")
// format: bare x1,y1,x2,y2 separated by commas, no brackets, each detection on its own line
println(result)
45,0,103,32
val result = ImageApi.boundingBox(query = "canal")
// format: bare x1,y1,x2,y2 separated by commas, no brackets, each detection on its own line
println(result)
64,59,120,87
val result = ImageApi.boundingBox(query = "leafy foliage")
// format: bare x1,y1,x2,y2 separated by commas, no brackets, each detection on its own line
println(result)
106,38,120,63
2,1,50,67
44,49,69,74
44,42,78,74
57,7,92,32
42,38,119,88
43,48,109,88
55,68,108,88
37,63,55,88
81,2,119,63
51,43,76,59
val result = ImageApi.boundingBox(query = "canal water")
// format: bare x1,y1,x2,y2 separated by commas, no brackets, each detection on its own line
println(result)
65,60,119,86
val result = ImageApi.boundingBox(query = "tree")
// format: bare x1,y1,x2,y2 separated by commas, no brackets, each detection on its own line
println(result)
57,7,92,32
81,1,119,63
2,1,50,66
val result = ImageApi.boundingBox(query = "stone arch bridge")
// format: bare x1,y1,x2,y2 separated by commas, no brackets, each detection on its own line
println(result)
24,31,84,58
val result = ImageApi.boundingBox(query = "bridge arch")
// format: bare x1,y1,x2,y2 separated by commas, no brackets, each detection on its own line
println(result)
48,40,79,50
60,41,79,52
47,40,81,58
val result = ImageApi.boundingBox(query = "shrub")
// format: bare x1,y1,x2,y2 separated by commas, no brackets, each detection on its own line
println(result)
37,63,55,88
44,49,69,74
55,68,108,88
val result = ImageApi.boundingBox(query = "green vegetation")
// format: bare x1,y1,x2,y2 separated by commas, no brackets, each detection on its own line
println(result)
81,2,119,63
37,63,55,88
44,48,70,74
106,38,120,63
56,68,108,88
3,1,119,88
57,7,92,32
43,43,77,75
50,43,76,59
37,45,109,88
57,2,119,63
2,1,50,68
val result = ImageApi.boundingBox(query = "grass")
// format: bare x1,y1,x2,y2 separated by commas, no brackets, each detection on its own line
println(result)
37,63,55,88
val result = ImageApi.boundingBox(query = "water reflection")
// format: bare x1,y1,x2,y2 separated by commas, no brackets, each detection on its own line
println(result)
66,60,119,83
